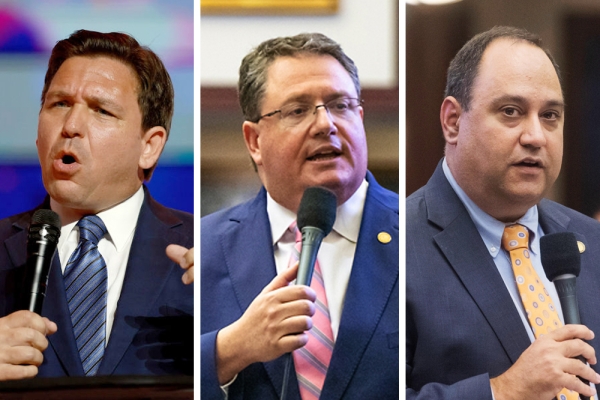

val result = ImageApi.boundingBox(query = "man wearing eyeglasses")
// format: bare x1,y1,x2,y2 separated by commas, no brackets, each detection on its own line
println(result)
201,33,399,399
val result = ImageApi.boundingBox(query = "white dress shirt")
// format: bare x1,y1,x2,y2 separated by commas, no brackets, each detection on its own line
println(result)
56,186,144,344
221,181,369,395
267,179,368,339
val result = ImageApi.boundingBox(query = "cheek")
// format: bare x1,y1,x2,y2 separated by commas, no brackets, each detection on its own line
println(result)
263,134,300,164
91,129,142,166
36,134,53,162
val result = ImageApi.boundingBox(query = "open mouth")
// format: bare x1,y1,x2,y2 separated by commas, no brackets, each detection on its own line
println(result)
307,151,341,161
62,155,76,164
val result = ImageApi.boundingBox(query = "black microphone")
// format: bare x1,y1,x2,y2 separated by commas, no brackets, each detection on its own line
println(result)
540,232,589,400
22,209,61,314
296,186,337,286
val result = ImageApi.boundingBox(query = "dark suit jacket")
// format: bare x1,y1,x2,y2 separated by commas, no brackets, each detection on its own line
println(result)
0,187,194,377
406,162,600,399
201,172,399,399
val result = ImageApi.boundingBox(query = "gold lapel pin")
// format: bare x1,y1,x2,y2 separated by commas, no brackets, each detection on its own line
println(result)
577,241,586,254
377,232,392,244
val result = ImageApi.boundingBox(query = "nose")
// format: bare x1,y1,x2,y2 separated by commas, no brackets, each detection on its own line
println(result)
62,104,85,138
310,105,337,136
520,114,546,148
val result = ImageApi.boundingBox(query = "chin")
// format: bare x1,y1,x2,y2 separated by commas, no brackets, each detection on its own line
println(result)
507,189,545,209
45,181,88,207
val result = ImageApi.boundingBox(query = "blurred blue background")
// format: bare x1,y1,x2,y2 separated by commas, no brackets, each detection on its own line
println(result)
0,0,194,218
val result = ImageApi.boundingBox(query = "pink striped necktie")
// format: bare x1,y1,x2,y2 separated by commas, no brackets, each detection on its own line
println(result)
288,222,334,400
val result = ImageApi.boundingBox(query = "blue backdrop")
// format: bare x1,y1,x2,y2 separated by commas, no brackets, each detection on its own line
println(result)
0,164,193,219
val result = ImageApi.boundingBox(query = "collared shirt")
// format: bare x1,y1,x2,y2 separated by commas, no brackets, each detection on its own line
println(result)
442,159,597,400
442,158,598,400
56,186,144,343
442,158,565,342
221,180,369,395
267,179,368,339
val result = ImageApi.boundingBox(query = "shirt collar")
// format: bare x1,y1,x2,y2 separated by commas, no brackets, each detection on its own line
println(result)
57,186,145,252
267,179,369,245
442,158,540,258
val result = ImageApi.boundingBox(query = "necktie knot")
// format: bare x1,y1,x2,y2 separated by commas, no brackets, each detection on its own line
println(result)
77,215,107,245
502,224,529,251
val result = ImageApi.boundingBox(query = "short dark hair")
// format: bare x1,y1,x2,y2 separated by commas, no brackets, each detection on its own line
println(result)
238,32,360,122
41,29,174,179
445,26,562,111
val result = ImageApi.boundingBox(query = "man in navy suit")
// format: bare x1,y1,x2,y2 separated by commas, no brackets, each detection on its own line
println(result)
0,30,193,380
407,26,600,399
201,33,399,399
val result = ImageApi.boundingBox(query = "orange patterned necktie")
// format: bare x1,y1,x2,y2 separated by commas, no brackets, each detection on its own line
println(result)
288,222,334,399
502,224,578,400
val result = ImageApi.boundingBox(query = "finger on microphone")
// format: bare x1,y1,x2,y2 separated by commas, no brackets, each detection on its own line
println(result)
262,263,299,293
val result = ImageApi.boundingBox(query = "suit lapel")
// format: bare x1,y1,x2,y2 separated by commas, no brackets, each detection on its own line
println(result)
1,214,29,316
321,177,399,399
221,190,300,398
3,214,29,269
426,163,531,364
98,192,188,375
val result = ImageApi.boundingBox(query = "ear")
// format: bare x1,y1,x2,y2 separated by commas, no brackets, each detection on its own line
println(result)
440,96,462,145
138,126,167,170
243,121,262,166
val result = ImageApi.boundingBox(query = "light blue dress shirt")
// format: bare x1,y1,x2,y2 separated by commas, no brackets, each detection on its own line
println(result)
442,158,565,342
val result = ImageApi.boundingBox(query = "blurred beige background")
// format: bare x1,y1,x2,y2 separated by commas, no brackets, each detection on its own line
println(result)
201,0,399,216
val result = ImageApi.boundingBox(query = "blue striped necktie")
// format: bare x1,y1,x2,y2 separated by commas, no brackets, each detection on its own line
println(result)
64,215,108,376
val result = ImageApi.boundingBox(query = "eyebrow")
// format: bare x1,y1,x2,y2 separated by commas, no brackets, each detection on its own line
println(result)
281,91,353,105
45,90,126,113
490,94,565,110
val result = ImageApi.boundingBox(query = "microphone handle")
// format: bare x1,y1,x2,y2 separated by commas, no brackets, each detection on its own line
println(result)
23,239,56,314
555,276,580,324
296,227,325,286
555,276,590,400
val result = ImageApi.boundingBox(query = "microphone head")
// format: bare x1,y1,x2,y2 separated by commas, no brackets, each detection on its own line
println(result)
31,209,61,229
540,232,581,280
297,186,337,235
29,209,61,245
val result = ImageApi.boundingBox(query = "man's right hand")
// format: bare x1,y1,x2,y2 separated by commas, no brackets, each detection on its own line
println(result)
0,310,57,381
214,263,316,384
491,324,600,399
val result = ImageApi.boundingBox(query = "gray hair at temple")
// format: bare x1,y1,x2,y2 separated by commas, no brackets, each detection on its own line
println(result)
238,32,361,122
445,25,563,111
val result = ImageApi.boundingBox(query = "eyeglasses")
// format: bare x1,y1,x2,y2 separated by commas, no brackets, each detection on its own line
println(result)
254,97,362,127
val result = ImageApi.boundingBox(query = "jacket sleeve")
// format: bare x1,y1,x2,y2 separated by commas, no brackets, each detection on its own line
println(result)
201,330,226,400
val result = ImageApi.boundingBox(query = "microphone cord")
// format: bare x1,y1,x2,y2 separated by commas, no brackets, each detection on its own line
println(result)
280,352,292,400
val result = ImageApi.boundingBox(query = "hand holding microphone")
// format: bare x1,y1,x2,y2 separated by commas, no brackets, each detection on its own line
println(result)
0,210,60,381
214,187,336,388
491,233,600,399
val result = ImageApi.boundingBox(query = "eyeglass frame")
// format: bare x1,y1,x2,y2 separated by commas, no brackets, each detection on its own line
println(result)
251,97,363,125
